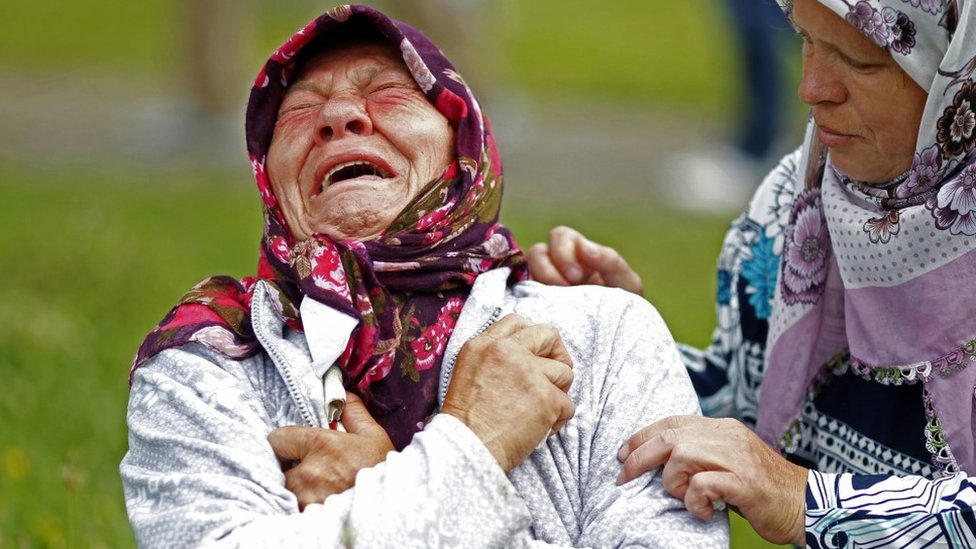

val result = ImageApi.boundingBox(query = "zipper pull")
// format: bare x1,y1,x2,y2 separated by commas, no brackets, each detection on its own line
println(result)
323,365,346,432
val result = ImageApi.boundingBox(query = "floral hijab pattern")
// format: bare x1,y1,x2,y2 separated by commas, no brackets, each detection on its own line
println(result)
132,5,526,449
760,0,976,473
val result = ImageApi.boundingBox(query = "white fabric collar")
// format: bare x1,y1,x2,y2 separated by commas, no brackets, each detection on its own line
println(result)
299,297,358,425
299,297,359,378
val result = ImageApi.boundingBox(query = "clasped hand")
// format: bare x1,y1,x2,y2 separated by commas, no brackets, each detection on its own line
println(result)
441,313,576,472
267,392,394,510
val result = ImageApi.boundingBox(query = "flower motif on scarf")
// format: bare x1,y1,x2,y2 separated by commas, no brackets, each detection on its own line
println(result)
863,210,901,244
307,243,351,298
482,230,512,258
901,0,944,15
847,2,892,47
270,20,318,64
268,235,291,264
936,80,976,158
927,163,976,235
327,5,353,22
400,39,436,93
899,144,947,198
781,189,831,305
415,201,455,232
250,155,277,209
741,233,779,319
409,297,463,374
888,11,917,54
941,0,959,36
846,2,915,53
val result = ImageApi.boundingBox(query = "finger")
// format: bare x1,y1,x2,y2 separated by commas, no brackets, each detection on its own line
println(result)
536,356,574,392
527,243,572,286
341,392,385,436
618,428,676,485
618,415,700,461
586,272,606,286
659,458,693,500
550,394,576,434
547,226,586,283
478,313,535,339
578,242,643,295
268,425,316,462
683,471,729,522
510,323,573,369
283,468,320,511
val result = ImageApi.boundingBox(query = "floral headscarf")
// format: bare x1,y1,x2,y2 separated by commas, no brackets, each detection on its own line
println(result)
760,0,976,473
131,5,527,449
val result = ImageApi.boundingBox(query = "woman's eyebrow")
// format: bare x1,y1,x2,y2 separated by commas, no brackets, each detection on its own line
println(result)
289,79,327,93
353,64,406,84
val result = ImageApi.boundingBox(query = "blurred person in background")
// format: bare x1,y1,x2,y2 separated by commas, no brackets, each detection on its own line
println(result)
120,5,727,547
530,0,976,545
663,0,798,214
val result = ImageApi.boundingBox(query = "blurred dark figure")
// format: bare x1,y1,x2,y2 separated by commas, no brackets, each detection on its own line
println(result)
662,0,797,214
725,0,794,162
182,0,254,166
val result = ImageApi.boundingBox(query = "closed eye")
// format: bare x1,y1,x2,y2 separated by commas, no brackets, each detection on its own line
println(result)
841,54,879,71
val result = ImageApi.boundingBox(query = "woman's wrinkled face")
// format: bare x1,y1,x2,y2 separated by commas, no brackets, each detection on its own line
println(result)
267,41,454,241
794,0,927,183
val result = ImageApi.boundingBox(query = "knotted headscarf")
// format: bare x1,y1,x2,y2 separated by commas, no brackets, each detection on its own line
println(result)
131,5,527,449
760,0,976,473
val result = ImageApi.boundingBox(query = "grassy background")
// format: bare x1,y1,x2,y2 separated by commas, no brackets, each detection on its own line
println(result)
0,1,791,547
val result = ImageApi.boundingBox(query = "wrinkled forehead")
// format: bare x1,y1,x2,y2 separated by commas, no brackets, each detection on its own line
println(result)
289,40,409,89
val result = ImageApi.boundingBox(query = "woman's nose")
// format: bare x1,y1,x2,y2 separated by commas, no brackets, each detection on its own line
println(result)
314,95,372,142
797,50,846,106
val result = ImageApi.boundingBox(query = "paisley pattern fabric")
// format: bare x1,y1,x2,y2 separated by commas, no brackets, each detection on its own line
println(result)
131,5,527,449
761,0,976,473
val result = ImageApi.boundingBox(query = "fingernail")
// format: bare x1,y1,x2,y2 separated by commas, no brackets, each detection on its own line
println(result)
617,444,628,462
566,265,582,282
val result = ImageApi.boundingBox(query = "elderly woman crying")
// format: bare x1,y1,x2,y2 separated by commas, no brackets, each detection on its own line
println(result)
119,6,727,547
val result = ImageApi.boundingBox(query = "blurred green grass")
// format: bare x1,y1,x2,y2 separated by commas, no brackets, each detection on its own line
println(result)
0,1,737,113
0,1,784,547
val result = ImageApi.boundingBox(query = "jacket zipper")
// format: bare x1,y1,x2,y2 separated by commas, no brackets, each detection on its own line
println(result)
438,306,502,407
253,283,317,428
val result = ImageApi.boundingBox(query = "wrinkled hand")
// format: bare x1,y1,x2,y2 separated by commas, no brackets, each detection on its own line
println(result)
618,416,807,546
441,314,575,472
527,225,643,295
268,392,394,510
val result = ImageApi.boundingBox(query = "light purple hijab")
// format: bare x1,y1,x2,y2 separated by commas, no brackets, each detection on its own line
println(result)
759,0,976,474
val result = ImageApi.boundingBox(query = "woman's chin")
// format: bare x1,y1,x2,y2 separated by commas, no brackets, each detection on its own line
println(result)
308,219,385,242
829,154,899,185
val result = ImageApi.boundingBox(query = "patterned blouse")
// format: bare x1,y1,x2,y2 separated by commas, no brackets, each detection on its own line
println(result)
680,150,976,548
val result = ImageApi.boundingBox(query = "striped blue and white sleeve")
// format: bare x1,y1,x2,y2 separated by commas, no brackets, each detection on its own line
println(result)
806,469,976,548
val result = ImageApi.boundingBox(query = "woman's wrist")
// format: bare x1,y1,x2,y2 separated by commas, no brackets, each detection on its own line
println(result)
790,466,811,546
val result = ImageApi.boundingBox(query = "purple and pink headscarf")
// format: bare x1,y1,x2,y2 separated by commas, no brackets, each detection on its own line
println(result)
761,0,976,473
131,5,527,449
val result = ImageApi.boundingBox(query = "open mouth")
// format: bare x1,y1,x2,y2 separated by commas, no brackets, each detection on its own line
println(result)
322,161,393,190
